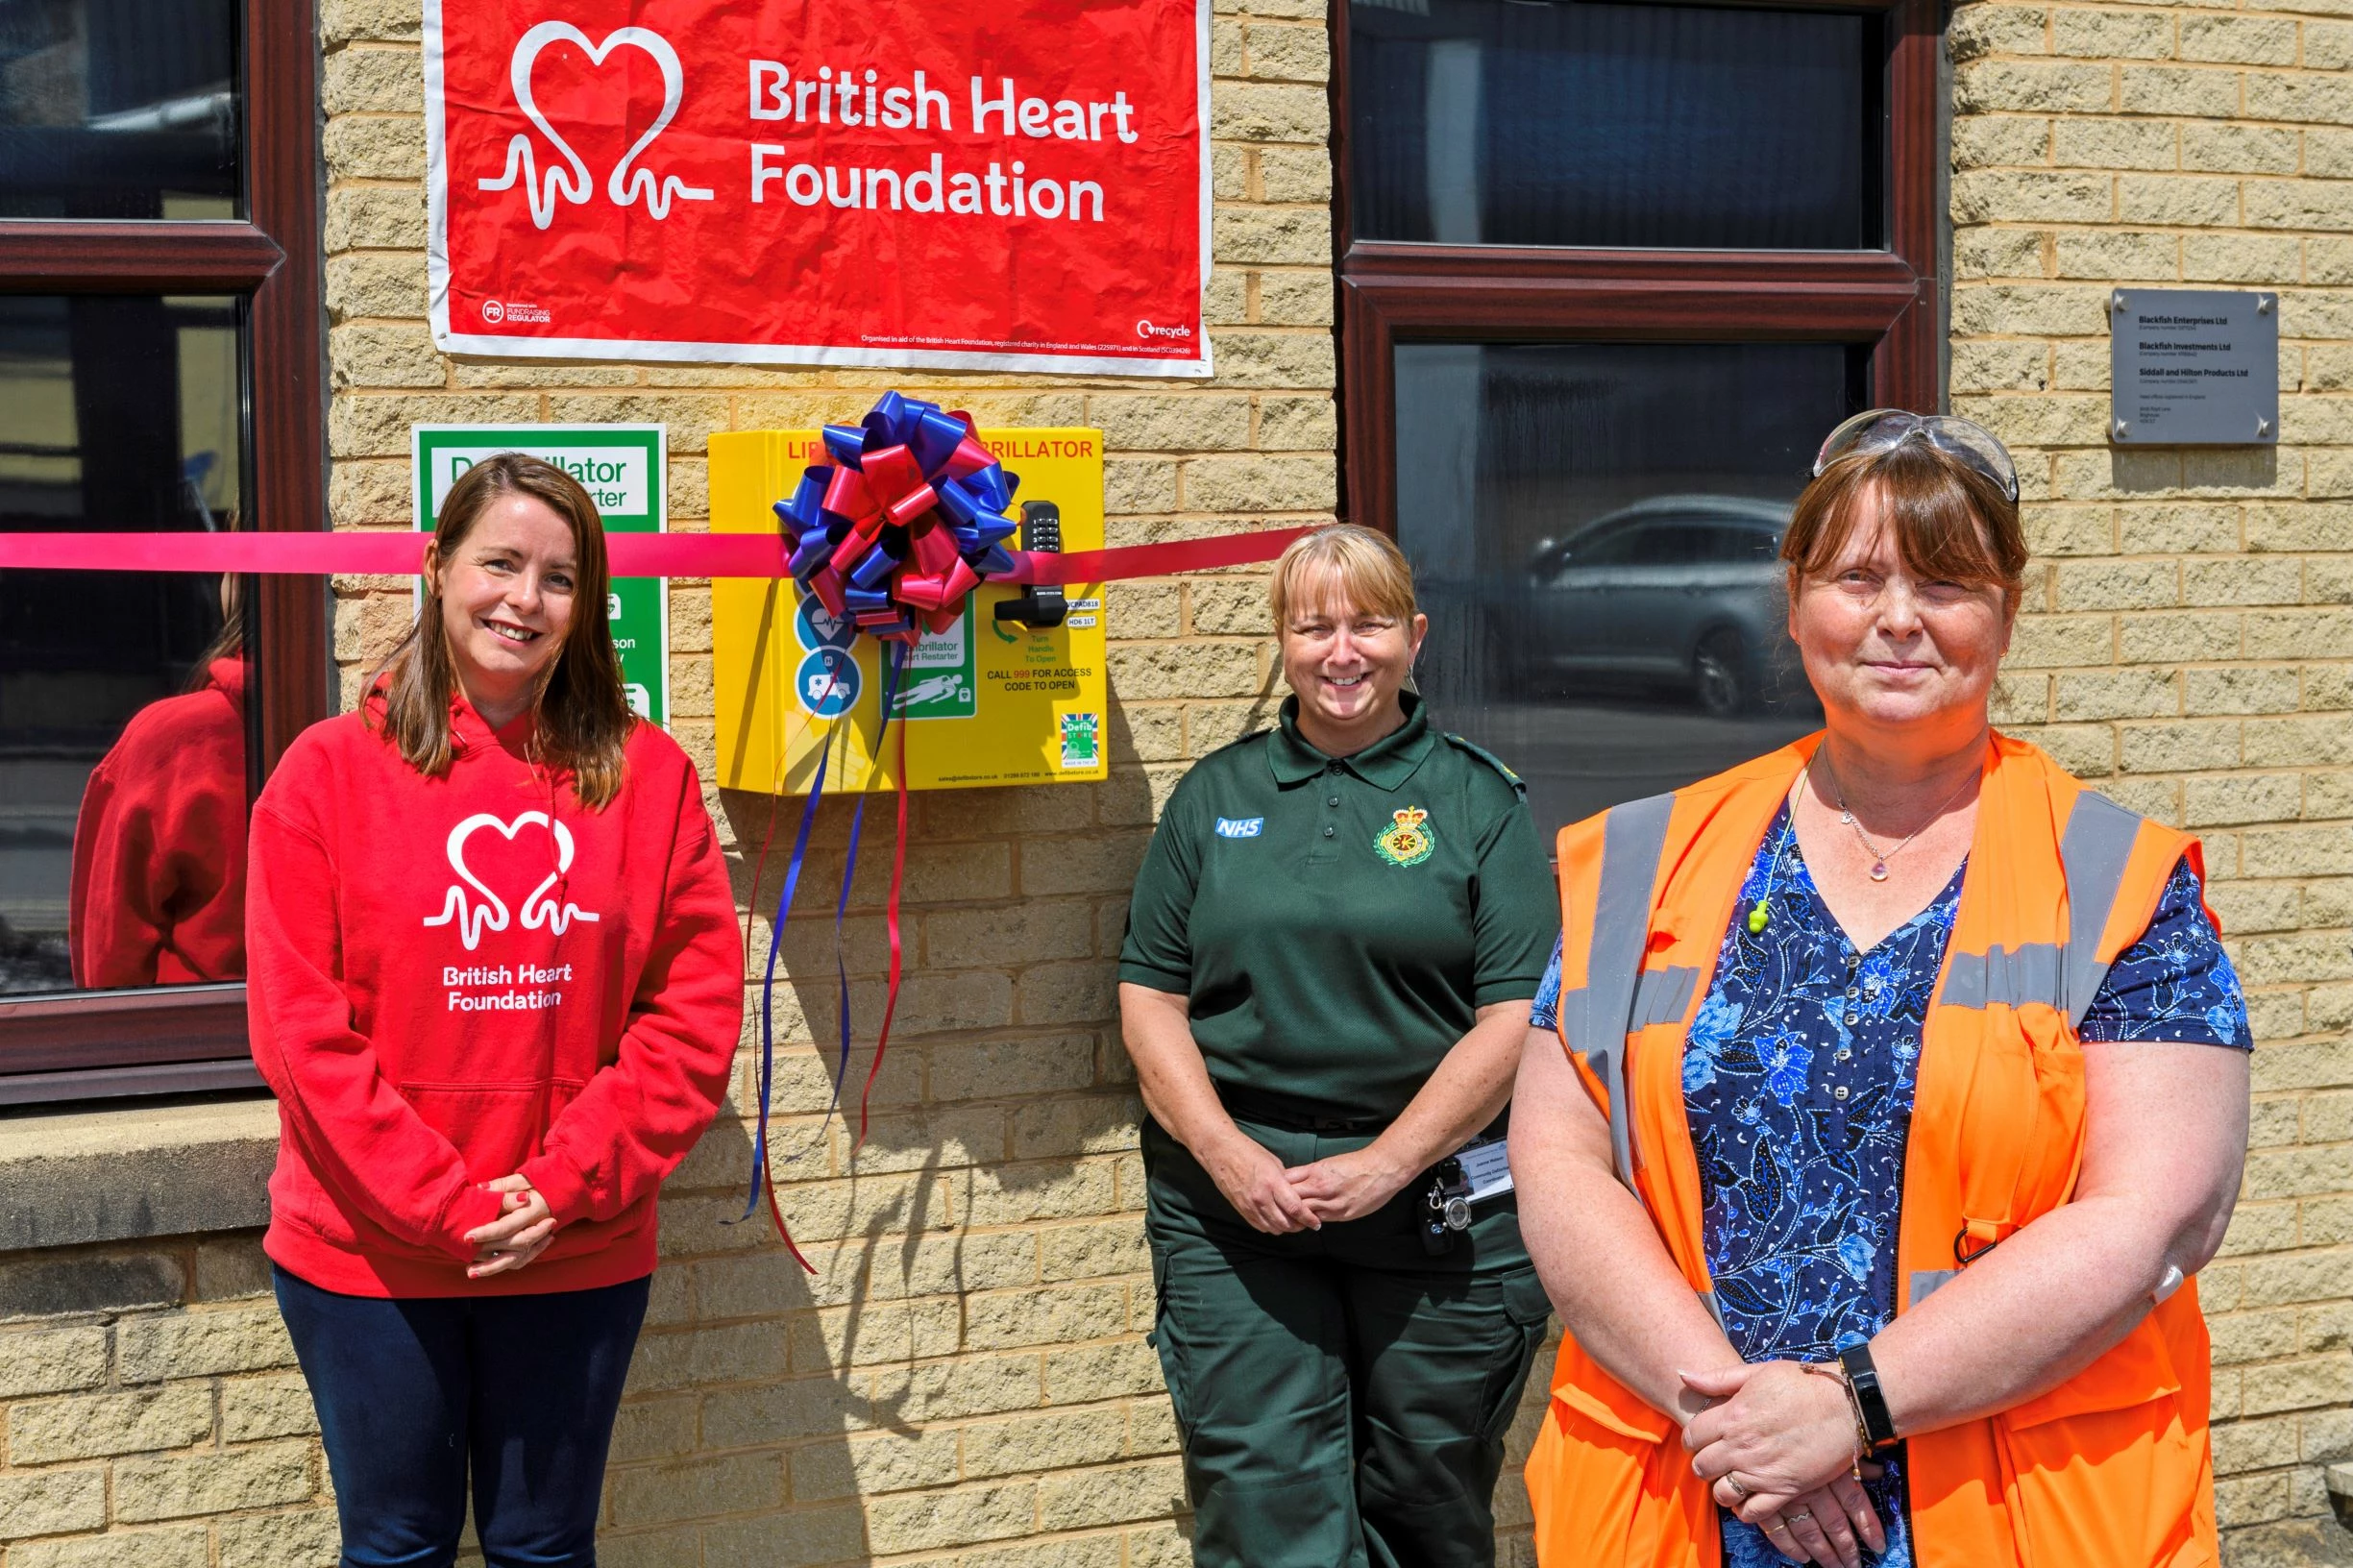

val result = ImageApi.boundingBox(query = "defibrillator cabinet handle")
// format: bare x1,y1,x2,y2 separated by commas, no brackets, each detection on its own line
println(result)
994,501,1067,629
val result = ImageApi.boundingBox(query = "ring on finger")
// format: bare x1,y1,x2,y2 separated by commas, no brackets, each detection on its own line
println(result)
1786,1507,1814,1523
1724,1476,1752,1503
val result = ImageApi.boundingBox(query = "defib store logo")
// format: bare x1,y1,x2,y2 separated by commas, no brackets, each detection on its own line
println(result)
422,811,601,951
478,21,714,231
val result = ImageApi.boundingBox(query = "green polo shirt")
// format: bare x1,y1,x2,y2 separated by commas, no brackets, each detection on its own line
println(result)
1118,694,1559,1124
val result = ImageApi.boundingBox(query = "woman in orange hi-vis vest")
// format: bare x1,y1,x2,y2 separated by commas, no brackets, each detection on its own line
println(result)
1509,411,2250,1568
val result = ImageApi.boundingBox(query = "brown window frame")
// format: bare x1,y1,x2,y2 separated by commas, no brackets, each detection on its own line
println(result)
0,0,328,1106
1332,0,1945,534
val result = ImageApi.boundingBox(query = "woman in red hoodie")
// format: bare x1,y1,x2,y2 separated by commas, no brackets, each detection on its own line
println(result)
248,453,743,1568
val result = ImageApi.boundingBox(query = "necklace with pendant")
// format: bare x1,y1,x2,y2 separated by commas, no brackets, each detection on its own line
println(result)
1814,749,1980,881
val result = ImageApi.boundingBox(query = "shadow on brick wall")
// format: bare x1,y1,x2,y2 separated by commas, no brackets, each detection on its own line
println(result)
587,746,1188,1564
2223,1516,2353,1568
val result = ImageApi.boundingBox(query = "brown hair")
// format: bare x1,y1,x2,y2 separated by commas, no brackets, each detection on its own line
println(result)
1781,439,2027,605
184,569,244,694
376,453,632,809
1268,524,1419,626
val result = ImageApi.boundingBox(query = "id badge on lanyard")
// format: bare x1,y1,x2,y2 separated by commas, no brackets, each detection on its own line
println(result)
1420,1135,1514,1254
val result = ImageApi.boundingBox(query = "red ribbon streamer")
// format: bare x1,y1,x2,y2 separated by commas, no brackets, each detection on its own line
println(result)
0,527,1313,583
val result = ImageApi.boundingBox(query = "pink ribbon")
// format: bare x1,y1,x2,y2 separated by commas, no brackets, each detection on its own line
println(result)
0,527,1315,584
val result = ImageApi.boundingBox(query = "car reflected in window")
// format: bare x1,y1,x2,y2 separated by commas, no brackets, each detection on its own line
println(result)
1394,339,1848,835
1514,496,1805,717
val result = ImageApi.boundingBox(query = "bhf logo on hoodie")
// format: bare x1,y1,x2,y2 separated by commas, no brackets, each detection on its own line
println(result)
423,811,602,951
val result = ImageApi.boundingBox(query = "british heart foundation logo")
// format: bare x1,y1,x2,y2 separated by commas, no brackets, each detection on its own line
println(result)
422,811,602,950
476,21,713,230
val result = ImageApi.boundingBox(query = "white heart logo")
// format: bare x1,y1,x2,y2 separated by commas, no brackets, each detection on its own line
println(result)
422,811,601,950
477,22,714,231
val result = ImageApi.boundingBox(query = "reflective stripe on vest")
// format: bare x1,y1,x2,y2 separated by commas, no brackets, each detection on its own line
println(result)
1910,1267,1958,1304
1556,793,1675,1188
1933,789,2145,1026
1633,967,1702,1031
2058,791,2145,1027
1571,787,2148,1190
1532,743,2218,1568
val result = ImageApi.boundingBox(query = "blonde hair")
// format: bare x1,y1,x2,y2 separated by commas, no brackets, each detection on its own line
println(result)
1267,525,1418,627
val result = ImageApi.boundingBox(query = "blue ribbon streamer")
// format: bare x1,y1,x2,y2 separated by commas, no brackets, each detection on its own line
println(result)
731,723,832,1228
730,647,864,1229
825,642,907,1126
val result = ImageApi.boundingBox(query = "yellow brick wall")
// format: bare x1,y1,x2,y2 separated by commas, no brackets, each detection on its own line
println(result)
0,1241,338,1568
1951,0,2353,1556
11,1,2353,1566
325,0,1372,1562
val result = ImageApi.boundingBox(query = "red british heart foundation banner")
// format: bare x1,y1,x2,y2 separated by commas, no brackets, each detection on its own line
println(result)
423,0,1211,376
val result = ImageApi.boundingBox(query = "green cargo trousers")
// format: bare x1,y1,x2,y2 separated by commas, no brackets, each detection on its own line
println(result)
1142,1117,1555,1568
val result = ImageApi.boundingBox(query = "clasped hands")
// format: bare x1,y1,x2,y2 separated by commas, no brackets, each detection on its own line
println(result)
1205,1133,1409,1232
464,1173,556,1279
1679,1360,1886,1568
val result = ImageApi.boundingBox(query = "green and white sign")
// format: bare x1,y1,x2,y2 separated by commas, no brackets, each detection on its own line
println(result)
895,601,977,721
411,424,669,726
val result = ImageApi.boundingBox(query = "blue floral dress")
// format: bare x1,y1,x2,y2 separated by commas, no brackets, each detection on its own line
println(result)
1532,803,2250,1566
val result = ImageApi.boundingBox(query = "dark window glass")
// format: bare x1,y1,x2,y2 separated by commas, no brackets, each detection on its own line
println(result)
0,0,241,219
1349,0,1875,250
1397,340,1862,837
1561,524,1637,570
0,294,250,996
1630,524,1721,567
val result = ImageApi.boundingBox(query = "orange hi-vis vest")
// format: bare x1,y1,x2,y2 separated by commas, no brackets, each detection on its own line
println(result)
1525,731,2220,1568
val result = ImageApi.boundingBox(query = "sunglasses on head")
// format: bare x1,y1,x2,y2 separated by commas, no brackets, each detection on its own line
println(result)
1813,410,2021,504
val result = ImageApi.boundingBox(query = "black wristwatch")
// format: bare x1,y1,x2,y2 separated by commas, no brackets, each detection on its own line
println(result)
1838,1343,1901,1453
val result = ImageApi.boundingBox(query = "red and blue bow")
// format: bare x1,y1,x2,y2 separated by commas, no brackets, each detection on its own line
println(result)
771,390,1020,642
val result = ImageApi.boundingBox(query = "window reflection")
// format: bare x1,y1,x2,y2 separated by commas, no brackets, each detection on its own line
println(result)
1397,341,1860,838
0,0,242,220
0,294,248,995
1349,0,1875,251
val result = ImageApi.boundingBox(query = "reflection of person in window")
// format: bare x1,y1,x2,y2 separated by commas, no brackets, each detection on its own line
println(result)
67,579,246,988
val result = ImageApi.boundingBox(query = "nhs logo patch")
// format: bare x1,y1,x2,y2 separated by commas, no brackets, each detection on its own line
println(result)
1214,817,1264,839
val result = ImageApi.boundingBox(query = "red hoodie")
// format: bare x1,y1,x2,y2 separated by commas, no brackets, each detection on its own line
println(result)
70,657,249,988
248,685,744,1297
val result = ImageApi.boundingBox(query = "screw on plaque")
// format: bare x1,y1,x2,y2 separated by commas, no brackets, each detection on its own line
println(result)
2258,417,2274,438
2113,419,2131,439
2258,296,2275,315
2111,291,2128,313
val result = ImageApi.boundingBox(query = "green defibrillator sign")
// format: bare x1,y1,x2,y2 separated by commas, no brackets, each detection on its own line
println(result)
411,424,669,726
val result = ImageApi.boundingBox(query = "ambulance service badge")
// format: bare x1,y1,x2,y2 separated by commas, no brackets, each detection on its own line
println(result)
1374,806,1434,868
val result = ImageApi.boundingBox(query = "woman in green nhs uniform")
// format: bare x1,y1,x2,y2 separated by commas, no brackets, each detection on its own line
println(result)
1118,525,1561,1568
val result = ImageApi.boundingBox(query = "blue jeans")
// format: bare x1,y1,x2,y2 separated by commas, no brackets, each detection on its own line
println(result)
274,1266,650,1568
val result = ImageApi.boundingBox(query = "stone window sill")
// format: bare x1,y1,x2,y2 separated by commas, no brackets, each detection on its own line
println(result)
0,1096,277,1253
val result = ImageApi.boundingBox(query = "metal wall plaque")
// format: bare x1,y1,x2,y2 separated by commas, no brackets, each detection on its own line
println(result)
2109,289,2278,445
